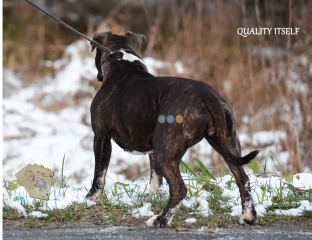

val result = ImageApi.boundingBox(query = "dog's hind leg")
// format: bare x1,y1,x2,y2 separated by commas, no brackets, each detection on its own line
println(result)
206,132,257,225
149,153,163,194
146,149,187,228
86,133,111,201
227,160,256,225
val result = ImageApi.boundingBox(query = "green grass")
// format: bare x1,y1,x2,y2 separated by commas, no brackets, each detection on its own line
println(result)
3,155,312,229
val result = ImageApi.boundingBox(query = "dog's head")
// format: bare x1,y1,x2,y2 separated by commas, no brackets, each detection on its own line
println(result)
91,31,147,81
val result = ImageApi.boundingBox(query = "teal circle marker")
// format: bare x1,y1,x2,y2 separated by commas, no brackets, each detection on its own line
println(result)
167,115,174,124
158,115,166,124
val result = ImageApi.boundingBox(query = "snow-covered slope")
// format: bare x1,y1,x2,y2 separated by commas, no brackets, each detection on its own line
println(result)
3,40,300,188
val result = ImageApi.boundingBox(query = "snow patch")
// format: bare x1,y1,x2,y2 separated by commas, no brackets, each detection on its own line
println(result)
29,211,48,218
174,61,184,74
292,173,312,190
132,203,154,218
184,217,197,223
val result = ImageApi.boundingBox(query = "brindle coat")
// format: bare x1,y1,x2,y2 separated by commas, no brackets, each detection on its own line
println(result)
86,31,260,227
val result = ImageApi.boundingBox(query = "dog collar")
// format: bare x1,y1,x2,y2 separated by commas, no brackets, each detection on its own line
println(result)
111,49,145,65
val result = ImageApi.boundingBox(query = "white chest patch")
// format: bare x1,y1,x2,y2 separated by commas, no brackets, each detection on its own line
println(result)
125,150,153,155
118,49,145,65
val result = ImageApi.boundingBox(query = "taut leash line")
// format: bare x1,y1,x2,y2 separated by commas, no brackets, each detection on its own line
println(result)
24,0,112,54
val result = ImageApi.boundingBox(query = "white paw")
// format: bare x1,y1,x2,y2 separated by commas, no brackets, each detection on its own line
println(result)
239,208,256,224
239,214,247,224
146,215,158,227
87,189,102,202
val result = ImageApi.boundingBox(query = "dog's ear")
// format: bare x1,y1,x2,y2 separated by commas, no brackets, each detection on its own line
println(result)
125,31,147,51
91,32,111,52
126,31,147,45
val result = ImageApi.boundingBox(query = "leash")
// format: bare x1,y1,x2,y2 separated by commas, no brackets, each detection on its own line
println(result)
24,0,112,54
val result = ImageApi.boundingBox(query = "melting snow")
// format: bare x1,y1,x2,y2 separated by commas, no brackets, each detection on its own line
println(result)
132,203,155,218
293,173,312,190
3,39,311,220
3,172,311,219
184,218,197,223
29,211,48,218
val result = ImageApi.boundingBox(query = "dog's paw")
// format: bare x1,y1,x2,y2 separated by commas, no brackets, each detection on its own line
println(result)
239,208,257,225
146,215,169,228
146,215,159,227
85,188,103,202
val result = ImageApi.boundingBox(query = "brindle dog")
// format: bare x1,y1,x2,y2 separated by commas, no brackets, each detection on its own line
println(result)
86,31,260,227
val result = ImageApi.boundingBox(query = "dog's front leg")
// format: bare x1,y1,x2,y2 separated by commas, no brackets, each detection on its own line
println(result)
86,133,111,201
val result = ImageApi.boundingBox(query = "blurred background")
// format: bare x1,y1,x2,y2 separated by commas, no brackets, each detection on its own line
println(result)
3,0,312,185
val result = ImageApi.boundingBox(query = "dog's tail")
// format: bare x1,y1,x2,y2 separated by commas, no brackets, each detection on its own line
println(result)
223,148,261,166
203,95,260,166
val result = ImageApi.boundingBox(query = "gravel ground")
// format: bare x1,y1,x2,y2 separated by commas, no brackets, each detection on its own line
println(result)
3,221,312,240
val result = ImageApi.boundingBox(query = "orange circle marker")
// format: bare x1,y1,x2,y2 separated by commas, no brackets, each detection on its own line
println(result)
175,115,184,123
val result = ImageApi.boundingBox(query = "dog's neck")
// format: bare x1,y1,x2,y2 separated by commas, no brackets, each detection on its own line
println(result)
110,49,145,65
101,48,149,81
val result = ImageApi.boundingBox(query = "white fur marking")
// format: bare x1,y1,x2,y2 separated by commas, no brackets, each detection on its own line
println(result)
89,169,107,201
96,169,107,188
166,204,181,226
126,150,153,155
89,188,103,201
146,215,158,227
239,180,256,224
150,172,161,194
98,169,107,183
118,49,145,65
146,203,181,227
239,203,254,224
